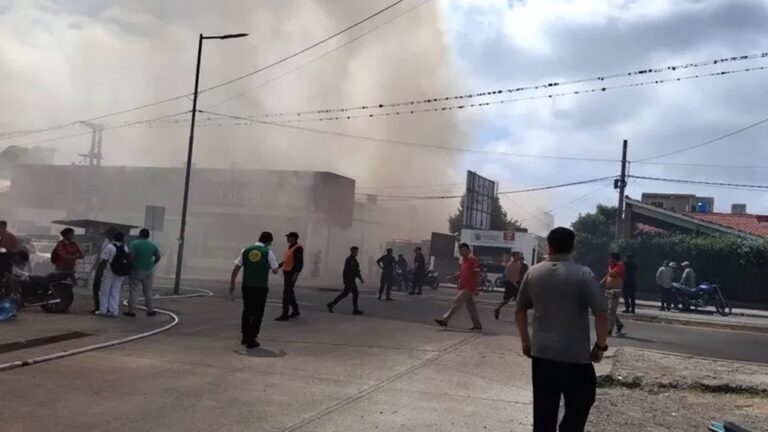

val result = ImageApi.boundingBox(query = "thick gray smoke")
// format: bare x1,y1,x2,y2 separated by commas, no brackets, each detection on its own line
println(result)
0,0,471,239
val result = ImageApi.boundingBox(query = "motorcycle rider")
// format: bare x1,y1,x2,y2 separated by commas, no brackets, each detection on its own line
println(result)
410,247,426,295
680,261,696,289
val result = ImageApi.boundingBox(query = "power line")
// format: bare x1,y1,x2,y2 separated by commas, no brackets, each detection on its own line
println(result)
252,52,768,120
267,65,768,123
206,0,433,110
628,174,768,191
197,109,619,163
632,160,768,169
8,111,190,147
518,183,611,224
0,0,406,141
373,176,615,201
632,115,768,162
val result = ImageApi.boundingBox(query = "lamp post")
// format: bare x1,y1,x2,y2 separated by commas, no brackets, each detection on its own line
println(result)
174,32,249,295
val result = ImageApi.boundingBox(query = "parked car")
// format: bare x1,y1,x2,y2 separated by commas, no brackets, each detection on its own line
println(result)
24,240,57,274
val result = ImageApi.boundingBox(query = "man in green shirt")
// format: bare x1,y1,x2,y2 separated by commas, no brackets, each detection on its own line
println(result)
125,228,161,317
230,231,279,349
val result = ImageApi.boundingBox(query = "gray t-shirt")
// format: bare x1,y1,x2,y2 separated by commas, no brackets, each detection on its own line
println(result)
516,255,608,364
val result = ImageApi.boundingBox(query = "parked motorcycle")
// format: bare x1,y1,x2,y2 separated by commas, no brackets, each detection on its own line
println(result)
425,269,440,290
672,281,732,317
0,247,75,317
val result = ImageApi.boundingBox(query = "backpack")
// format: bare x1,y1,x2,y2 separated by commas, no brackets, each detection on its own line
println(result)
110,243,132,276
50,242,61,265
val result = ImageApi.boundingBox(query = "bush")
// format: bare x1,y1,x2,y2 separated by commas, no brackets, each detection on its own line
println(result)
614,234,768,304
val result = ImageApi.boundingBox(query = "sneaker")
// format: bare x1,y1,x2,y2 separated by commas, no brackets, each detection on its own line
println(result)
289,311,300,318
246,340,260,349
623,309,630,313
434,318,447,327
469,326,483,331
327,303,334,313
275,315,290,322
493,308,500,320
123,311,136,318
146,311,157,317
386,297,393,301
353,310,364,315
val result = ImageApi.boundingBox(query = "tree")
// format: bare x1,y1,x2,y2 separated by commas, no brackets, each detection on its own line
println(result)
571,204,618,275
448,194,524,234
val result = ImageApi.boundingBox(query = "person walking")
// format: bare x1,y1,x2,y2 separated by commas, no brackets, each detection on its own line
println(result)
229,231,279,349
622,254,637,314
410,246,426,295
515,227,609,432
600,252,625,335
655,261,675,311
434,243,482,331
124,228,161,318
95,231,131,318
327,246,364,315
275,232,304,321
494,251,529,320
52,227,85,274
376,248,396,301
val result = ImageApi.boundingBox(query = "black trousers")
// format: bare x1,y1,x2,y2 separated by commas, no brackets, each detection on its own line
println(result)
282,272,299,316
242,286,268,342
330,281,359,310
411,272,425,294
92,274,102,310
622,286,636,312
379,272,393,298
532,357,596,432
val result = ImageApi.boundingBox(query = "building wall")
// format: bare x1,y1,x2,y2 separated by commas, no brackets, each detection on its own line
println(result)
641,193,714,214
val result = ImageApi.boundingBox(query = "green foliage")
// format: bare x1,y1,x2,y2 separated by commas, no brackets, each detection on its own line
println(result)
615,233,768,303
571,204,618,275
448,195,523,235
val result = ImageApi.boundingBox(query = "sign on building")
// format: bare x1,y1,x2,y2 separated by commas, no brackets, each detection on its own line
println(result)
462,170,496,230
144,205,165,232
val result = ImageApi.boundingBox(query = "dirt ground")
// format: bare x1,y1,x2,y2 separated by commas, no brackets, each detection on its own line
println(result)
589,387,768,431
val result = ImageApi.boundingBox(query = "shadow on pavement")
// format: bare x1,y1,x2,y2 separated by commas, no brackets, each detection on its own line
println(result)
614,333,655,344
234,348,288,358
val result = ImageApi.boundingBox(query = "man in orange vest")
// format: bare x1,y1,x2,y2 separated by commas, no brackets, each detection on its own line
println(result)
275,232,304,321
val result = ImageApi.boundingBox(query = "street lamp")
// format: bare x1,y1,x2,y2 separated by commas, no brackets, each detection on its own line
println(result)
174,32,249,295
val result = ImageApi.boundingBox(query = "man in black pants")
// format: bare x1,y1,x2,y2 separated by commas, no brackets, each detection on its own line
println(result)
229,232,279,349
275,232,304,321
376,248,396,301
622,254,637,313
327,246,364,315
516,227,609,432
409,246,426,295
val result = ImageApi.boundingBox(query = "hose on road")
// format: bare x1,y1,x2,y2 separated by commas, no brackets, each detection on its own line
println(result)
0,287,213,373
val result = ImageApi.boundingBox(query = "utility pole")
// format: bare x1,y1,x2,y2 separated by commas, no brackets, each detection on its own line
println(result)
78,121,103,167
614,139,628,240
173,32,249,295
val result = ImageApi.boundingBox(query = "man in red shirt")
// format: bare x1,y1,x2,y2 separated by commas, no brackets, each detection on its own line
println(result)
0,220,19,251
435,243,483,331
52,228,84,273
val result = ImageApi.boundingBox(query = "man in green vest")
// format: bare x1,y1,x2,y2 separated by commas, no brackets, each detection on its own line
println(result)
229,231,279,349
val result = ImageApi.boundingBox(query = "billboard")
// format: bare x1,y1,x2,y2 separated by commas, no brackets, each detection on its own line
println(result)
462,170,496,230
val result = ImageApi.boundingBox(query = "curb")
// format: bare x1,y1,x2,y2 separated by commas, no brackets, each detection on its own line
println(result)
619,312,768,334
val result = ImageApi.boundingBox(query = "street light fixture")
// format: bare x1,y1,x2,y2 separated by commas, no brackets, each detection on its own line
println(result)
173,32,249,295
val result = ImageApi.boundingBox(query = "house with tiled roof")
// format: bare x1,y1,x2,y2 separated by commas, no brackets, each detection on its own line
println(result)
624,197,768,241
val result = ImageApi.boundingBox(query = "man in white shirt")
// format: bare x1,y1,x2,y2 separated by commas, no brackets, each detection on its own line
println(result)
96,231,130,317
91,226,116,314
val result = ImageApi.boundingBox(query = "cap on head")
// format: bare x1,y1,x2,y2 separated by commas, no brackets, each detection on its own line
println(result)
286,232,299,240
669,261,678,268
682,261,690,267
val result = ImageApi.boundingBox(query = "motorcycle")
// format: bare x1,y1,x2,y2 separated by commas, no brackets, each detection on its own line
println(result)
425,269,440,290
672,281,732,317
0,247,75,318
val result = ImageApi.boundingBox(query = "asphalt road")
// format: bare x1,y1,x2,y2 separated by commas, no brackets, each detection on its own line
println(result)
166,277,768,364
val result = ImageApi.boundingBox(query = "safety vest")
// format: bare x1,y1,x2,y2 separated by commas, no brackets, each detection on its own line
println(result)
283,243,301,272
241,244,270,288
